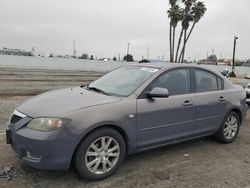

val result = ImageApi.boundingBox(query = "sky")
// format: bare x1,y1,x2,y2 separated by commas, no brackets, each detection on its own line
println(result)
0,0,249,61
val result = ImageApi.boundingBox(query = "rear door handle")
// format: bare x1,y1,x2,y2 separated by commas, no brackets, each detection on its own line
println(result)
218,96,226,102
182,100,193,106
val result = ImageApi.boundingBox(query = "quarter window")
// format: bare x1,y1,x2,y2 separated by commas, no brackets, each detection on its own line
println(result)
195,69,222,92
217,77,223,90
151,69,191,96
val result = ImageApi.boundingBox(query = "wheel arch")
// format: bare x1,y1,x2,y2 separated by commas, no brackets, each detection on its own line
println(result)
229,108,243,125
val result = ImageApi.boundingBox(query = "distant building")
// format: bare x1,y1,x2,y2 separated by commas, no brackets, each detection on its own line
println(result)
0,47,33,56
197,59,217,65
217,59,232,66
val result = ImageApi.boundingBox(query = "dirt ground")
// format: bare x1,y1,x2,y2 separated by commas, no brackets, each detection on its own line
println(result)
0,68,250,188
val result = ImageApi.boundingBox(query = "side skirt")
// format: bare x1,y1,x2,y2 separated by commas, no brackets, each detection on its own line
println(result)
136,132,215,153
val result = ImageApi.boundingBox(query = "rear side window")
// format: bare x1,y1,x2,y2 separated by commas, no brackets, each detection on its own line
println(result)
151,69,191,96
195,69,222,92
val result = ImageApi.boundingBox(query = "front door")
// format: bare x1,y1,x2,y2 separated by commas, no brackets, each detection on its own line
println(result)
136,68,196,149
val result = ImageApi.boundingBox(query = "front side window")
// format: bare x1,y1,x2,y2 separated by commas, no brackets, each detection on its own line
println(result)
195,69,220,92
151,69,191,96
89,66,159,96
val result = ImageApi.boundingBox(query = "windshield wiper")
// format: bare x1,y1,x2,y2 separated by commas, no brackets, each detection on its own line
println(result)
87,85,110,96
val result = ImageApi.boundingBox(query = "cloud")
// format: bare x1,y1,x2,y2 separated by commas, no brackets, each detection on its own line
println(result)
0,0,249,60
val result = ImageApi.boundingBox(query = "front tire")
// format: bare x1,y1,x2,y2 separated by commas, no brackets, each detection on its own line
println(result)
214,111,240,143
74,128,126,180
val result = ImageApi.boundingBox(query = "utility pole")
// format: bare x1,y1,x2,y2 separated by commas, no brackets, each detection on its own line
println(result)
32,46,35,56
127,42,130,56
73,40,76,58
212,49,215,55
147,46,149,60
232,36,238,72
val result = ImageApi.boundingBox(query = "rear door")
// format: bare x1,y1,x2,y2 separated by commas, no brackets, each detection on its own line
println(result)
193,68,227,135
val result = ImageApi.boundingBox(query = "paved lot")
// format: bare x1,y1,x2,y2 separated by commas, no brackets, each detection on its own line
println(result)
0,68,250,188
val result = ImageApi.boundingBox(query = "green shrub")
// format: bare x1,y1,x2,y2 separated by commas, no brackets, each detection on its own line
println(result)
228,71,236,78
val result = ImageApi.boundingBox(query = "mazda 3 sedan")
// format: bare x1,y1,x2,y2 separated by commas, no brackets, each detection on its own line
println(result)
6,63,248,180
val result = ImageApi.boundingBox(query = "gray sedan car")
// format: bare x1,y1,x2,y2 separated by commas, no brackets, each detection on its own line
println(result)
6,63,248,180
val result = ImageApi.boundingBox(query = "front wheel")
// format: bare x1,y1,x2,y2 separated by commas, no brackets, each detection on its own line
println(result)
214,111,240,143
74,128,126,180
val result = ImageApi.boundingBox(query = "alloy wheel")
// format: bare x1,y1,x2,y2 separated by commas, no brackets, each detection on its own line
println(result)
85,136,120,175
223,115,238,140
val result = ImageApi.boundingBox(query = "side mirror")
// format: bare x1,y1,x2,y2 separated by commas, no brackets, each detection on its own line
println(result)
146,87,169,98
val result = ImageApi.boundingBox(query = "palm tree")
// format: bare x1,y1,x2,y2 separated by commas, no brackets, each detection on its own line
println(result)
179,13,193,63
168,0,177,62
179,1,207,62
178,0,197,63
175,0,196,63
168,5,183,62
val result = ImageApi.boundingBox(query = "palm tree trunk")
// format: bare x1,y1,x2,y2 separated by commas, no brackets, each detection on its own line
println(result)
172,27,176,63
179,22,196,61
181,30,187,63
175,28,183,63
185,22,196,43
169,24,173,62
178,29,187,63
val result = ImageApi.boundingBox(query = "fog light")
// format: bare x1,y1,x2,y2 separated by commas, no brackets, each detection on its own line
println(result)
26,151,41,161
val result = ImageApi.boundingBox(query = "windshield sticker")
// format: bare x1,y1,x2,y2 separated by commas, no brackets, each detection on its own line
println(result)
140,67,159,73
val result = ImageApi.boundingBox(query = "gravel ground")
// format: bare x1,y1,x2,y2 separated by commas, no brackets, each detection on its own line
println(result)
0,68,250,188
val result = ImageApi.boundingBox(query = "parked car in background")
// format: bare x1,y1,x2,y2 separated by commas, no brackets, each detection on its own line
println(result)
6,63,248,180
246,83,250,104
245,74,250,79
220,68,229,77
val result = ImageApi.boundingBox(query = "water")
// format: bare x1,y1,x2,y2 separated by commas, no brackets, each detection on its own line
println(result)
207,64,250,77
0,55,249,76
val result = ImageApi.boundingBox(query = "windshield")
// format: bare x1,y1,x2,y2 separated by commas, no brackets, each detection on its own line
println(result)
88,66,159,96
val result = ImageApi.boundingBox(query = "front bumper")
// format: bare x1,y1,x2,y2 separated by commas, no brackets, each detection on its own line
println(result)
6,117,79,170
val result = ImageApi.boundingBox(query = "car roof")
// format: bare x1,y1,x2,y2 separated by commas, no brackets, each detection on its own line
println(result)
129,62,225,78
130,62,208,70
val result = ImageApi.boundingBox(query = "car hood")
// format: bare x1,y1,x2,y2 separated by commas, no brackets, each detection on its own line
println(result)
17,87,122,117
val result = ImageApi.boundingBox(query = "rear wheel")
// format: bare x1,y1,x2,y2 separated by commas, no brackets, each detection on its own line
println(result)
214,111,240,143
74,128,126,180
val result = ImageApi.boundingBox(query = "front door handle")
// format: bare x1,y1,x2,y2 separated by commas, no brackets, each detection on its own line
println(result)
218,96,226,102
182,100,193,106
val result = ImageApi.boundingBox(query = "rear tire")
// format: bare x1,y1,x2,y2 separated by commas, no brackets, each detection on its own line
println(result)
214,111,240,143
74,128,126,180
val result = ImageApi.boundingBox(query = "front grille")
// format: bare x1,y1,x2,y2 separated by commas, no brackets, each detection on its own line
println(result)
10,114,22,124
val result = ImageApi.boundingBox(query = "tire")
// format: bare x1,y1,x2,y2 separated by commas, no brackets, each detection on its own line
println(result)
74,128,126,180
214,111,240,143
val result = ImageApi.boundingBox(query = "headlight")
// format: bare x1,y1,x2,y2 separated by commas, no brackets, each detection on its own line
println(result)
26,118,71,132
